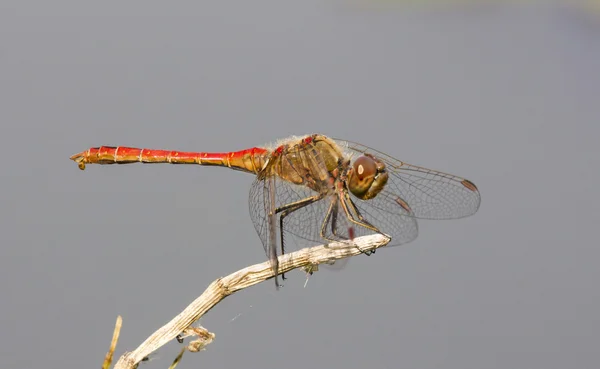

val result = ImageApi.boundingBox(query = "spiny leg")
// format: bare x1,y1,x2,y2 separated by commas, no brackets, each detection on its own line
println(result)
330,199,341,238
275,194,324,280
314,195,337,241
318,195,369,253
327,200,352,241
348,196,391,254
319,197,354,245
339,193,390,255
344,193,388,241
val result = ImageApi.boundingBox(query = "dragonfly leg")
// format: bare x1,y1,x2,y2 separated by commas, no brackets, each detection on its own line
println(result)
318,197,358,246
325,199,351,242
339,193,391,255
319,197,338,245
275,194,324,280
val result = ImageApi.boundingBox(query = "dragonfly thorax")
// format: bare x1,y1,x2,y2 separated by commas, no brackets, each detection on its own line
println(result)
346,154,388,200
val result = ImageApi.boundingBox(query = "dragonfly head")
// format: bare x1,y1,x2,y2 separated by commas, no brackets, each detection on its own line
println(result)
347,154,388,200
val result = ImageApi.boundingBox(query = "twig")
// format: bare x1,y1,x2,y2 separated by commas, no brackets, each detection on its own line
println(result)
103,316,122,369
112,233,390,369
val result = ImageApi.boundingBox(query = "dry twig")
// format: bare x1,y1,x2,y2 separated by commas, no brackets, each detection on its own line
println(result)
103,316,122,369
111,233,390,369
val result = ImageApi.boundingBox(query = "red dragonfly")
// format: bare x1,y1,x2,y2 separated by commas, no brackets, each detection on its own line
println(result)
71,134,480,286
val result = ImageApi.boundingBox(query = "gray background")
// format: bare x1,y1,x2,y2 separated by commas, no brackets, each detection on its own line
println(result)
2,1,599,368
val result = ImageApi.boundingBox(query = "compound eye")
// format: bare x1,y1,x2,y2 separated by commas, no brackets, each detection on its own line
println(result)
353,156,376,180
348,156,377,199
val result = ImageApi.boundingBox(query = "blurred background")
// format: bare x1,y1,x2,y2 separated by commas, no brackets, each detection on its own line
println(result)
1,1,599,368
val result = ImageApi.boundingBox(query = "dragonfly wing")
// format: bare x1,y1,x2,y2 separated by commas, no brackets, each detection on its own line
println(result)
336,139,481,220
249,175,280,284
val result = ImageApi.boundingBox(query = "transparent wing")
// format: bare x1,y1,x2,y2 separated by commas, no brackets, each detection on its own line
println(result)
336,139,481,220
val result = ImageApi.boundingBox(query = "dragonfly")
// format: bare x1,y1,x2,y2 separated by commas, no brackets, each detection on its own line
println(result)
70,134,480,287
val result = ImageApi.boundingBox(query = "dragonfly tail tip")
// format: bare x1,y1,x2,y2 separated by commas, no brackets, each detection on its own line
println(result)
70,151,87,170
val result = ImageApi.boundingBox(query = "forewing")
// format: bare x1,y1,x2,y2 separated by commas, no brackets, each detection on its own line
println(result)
337,139,481,220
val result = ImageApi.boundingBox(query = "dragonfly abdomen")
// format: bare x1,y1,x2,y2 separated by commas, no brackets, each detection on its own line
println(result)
70,146,269,173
